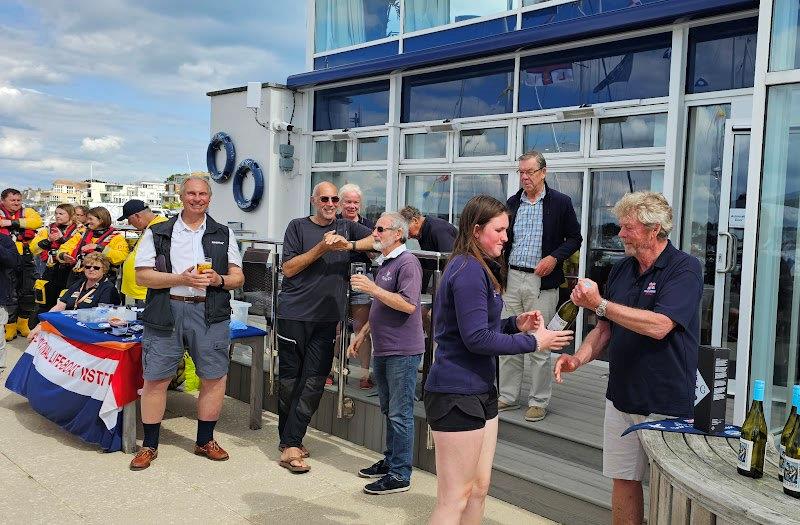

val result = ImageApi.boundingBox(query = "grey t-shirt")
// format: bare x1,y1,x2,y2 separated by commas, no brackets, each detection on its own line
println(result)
276,217,372,322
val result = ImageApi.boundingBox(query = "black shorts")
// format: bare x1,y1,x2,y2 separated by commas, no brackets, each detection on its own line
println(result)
424,386,499,432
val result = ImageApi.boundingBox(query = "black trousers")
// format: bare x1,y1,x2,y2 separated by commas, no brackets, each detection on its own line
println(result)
9,248,36,322
276,318,337,448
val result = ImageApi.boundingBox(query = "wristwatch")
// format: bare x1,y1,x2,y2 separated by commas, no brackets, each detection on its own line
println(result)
351,240,357,251
218,275,226,289
595,298,608,319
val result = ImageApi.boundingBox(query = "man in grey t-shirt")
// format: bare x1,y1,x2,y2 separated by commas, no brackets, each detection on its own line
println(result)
348,212,424,494
276,181,373,473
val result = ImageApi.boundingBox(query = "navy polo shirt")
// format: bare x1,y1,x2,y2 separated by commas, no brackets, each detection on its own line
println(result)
604,241,703,418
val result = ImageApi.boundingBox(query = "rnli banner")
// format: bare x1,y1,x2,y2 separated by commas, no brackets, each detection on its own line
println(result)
5,320,142,452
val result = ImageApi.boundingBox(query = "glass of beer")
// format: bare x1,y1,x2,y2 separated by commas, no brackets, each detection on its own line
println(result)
196,257,213,273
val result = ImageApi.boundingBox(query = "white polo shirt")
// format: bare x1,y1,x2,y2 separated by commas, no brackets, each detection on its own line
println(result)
135,213,243,297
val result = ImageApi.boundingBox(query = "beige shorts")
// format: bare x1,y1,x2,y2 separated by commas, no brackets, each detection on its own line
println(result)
602,399,648,481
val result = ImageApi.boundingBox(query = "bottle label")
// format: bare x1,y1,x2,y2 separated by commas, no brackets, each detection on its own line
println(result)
780,444,786,475
547,314,568,331
738,439,754,471
784,456,800,491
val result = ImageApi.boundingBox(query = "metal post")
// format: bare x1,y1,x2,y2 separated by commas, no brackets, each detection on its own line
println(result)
268,245,279,396
336,284,352,419
425,253,443,450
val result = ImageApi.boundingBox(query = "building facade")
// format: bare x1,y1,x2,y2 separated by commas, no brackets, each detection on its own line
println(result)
207,0,800,430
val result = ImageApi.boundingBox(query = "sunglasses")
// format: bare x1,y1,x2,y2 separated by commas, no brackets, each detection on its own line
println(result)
374,226,398,233
318,196,340,203
84,265,103,271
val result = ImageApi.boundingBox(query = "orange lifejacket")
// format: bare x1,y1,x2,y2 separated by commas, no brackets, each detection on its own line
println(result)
0,205,36,242
39,222,78,262
70,227,117,260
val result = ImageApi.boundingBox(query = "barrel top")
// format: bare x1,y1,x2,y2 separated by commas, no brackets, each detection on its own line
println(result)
639,427,799,524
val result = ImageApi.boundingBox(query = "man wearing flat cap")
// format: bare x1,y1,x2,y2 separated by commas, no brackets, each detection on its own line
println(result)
118,200,166,307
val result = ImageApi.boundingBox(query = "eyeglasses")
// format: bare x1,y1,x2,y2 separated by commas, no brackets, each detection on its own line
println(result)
84,265,103,271
374,226,398,233
318,196,340,203
517,167,544,177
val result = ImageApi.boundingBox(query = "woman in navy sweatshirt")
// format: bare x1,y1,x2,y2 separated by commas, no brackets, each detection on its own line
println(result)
424,195,573,524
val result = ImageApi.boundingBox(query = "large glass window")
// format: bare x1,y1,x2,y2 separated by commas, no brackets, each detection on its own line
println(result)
311,171,387,222
770,0,800,71
402,61,515,122
687,18,757,94
519,34,671,111
314,81,390,131
404,0,513,33
751,83,800,429
314,0,400,52
404,133,447,159
598,113,667,150
522,0,662,28
522,121,581,154
681,104,731,346
458,127,508,157
404,173,508,224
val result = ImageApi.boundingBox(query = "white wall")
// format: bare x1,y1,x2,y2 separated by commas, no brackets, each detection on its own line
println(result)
208,85,308,241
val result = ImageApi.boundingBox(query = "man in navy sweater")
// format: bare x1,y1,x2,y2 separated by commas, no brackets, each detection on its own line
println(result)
498,151,582,422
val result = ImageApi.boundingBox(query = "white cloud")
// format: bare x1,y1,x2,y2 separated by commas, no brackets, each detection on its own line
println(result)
0,134,41,158
14,157,93,176
81,135,123,153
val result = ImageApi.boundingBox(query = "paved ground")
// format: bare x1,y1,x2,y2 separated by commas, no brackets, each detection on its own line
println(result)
0,337,554,525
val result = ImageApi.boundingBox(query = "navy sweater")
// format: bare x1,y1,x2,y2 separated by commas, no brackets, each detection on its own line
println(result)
425,254,538,395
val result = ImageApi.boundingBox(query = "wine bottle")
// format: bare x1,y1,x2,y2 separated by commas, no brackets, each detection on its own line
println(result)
547,299,579,331
737,380,768,479
779,385,800,482
784,389,800,497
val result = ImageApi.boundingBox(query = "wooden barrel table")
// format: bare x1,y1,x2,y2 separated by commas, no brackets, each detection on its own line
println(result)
639,428,799,524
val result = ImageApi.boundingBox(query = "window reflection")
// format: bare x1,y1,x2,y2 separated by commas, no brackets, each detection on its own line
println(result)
402,61,514,122
681,104,730,346
519,34,671,111
522,0,661,28
459,128,508,157
405,0,513,33
315,140,348,163
452,174,508,225
405,174,450,221
523,121,581,154
687,18,757,94
598,114,667,150
357,136,389,161
311,171,387,223
404,133,447,159
314,81,390,131
769,0,800,71
314,0,400,52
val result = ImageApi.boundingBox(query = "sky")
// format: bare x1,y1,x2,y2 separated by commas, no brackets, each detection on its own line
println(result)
0,0,307,190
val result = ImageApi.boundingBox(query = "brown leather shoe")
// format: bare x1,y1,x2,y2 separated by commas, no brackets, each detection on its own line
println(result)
130,447,158,470
194,440,229,461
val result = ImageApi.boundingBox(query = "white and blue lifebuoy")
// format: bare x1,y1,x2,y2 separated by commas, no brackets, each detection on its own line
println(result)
206,132,236,182
233,159,264,212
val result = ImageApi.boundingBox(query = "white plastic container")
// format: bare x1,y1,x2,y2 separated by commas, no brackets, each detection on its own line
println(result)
230,300,252,325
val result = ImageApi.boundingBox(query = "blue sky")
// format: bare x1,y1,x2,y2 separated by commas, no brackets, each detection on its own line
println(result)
0,0,307,189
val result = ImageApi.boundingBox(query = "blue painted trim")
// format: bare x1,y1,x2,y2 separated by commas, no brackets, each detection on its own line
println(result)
403,16,516,54
287,0,756,89
314,41,399,70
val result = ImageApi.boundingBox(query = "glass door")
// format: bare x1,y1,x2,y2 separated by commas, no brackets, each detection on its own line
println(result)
711,123,750,392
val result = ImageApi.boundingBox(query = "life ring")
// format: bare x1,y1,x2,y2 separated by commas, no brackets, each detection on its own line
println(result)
206,132,236,182
233,159,264,212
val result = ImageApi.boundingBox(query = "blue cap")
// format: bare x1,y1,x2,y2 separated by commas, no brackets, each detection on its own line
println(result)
793,385,800,408
753,380,765,402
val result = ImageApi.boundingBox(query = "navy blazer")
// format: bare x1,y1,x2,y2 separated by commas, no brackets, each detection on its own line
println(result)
503,183,583,290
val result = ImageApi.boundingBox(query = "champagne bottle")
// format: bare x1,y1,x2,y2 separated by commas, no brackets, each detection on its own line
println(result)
779,385,800,482
547,300,579,331
737,380,768,479
784,389,800,497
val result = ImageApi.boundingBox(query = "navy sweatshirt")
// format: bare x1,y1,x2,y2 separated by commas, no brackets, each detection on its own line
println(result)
425,254,538,395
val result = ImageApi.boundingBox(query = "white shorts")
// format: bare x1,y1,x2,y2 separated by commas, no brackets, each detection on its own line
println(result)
602,399,648,481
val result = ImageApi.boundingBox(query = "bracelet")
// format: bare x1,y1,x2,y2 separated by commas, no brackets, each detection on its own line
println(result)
218,275,225,289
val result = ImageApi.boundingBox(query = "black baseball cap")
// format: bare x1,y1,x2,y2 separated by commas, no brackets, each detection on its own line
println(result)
118,199,148,221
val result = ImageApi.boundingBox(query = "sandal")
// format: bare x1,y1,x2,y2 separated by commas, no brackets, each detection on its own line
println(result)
279,454,310,474
279,444,310,458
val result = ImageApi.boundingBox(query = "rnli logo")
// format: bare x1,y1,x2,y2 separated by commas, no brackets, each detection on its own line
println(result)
381,272,392,282
643,282,657,295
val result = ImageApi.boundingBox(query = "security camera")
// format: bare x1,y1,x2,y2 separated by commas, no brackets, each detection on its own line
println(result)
271,120,295,132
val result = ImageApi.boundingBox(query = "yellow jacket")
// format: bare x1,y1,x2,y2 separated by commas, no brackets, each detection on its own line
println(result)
0,206,43,253
30,223,85,259
121,215,168,300
58,228,130,267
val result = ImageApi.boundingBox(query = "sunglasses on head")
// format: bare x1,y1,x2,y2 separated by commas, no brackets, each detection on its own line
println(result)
374,226,397,233
318,196,340,203
84,265,103,271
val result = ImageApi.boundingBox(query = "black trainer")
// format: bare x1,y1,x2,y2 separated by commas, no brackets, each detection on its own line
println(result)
358,459,389,479
364,474,410,495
